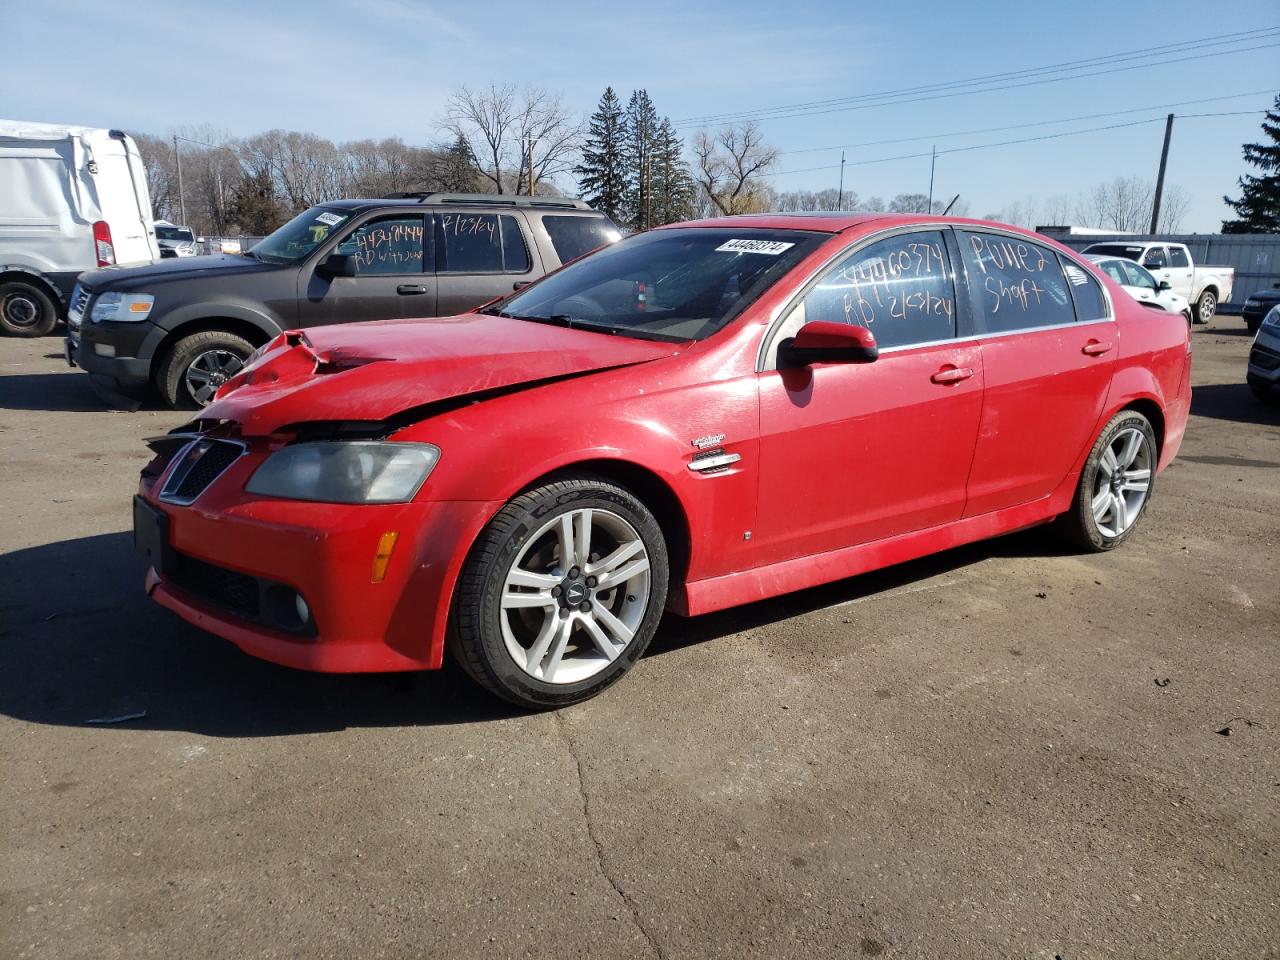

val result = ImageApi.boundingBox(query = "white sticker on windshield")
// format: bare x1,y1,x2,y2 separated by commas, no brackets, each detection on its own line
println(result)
315,211,343,226
716,239,795,255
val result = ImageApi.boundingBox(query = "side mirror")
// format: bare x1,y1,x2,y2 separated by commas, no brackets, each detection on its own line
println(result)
1158,280,1172,291
778,321,879,368
316,253,357,279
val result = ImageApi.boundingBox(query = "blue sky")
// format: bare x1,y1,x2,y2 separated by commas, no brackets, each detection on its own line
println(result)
2,0,1277,230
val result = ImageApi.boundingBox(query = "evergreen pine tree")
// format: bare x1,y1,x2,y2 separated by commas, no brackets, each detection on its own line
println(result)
1222,93,1280,234
228,170,287,235
437,135,484,193
651,117,696,225
622,90,660,231
574,87,627,222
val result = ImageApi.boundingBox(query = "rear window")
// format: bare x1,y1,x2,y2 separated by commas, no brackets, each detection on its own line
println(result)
542,216,621,263
1085,244,1146,261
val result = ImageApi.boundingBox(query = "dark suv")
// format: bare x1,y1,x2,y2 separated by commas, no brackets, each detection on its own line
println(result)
66,194,620,407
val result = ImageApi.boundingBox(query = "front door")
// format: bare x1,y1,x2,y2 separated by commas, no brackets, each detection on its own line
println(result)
298,212,436,326
956,230,1117,515
754,229,984,567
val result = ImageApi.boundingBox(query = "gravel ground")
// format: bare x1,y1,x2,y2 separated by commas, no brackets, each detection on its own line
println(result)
1,315,1276,960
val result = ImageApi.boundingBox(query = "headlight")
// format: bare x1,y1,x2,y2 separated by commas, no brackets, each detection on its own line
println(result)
1263,306,1280,328
245,442,440,504
90,292,155,323
1244,298,1259,308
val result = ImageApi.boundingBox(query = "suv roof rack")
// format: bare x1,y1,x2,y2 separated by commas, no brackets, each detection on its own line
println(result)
383,192,594,211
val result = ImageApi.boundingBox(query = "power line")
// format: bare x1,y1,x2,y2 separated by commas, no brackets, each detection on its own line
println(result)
677,26,1279,126
774,89,1277,158
765,111,1267,179
675,33,1280,129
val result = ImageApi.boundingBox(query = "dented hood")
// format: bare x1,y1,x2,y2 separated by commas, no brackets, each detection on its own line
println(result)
201,314,682,436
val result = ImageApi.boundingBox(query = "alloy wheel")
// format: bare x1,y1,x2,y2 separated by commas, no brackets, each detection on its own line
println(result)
500,507,651,684
1090,427,1153,538
1199,292,1216,323
184,349,245,405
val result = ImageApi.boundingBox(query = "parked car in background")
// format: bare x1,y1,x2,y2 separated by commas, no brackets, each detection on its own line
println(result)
66,193,621,407
1247,304,1280,405
1241,283,1280,334
1081,241,1234,324
131,214,1191,708
154,220,198,258
0,120,159,337
1088,254,1192,325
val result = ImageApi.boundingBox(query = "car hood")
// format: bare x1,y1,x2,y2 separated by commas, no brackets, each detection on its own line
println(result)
200,314,683,436
79,254,283,291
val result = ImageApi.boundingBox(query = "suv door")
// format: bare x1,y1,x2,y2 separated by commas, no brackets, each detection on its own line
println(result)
297,212,435,326
434,211,537,315
753,228,983,566
958,230,1116,515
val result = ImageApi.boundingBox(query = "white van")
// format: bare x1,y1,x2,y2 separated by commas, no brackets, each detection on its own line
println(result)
0,121,160,336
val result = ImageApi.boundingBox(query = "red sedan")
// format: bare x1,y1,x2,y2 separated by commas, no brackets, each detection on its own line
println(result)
134,214,1191,708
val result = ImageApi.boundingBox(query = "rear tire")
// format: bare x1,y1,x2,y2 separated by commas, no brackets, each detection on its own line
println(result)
0,281,58,337
156,330,253,409
448,475,669,709
1194,289,1216,324
1057,410,1158,552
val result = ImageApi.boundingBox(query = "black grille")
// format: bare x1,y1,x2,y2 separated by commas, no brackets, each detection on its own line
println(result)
160,439,243,503
72,285,90,314
1250,343,1280,373
171,553,260,617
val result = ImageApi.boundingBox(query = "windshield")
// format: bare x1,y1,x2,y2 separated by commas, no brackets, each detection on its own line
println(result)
488,228,825,342
155,225,194,242
251,206,352,263
1085,244,1145,260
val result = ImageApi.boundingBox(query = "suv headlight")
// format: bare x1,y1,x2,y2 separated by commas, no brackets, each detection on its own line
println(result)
90,292,155,323
245,442,440,504
1263,305,1280,328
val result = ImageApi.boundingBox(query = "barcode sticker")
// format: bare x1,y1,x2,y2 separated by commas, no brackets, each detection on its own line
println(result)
716,239,795,255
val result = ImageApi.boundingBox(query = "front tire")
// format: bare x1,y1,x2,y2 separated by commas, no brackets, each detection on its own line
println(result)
449,476,669,709
1195,289,1217,324
156,330,253,409
0,281,58,337
1058,410,1158,552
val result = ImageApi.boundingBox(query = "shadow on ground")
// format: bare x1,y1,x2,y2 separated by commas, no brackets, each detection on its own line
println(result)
0,527,1074,738
0,372,115,413
1190,382,1280,426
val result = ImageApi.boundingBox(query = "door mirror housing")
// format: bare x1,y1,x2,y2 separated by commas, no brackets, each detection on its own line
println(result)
778,321,879,368
1158,279,1172,291
316,253,358,279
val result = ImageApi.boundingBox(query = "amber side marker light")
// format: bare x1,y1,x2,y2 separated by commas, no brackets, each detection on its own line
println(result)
371,531,399,583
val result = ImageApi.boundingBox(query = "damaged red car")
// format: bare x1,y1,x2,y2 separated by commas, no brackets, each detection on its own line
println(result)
134,214,1191,707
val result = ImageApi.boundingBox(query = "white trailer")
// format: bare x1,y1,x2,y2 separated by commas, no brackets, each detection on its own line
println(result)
0,121,160,336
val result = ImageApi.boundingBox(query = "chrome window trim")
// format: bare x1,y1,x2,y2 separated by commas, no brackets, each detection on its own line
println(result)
158,438,248,506
757,221,1115,372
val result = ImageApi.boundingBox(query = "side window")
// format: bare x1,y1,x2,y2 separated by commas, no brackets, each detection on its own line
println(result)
439,212,530,273
1099,260,1129,286
959,231,1075,333
1060,256,1109,321
542,216,618,263
1143,246,1168,269
1167,246,1190,268
799,230,955,349
1120,261,1156,291
336,215,428,275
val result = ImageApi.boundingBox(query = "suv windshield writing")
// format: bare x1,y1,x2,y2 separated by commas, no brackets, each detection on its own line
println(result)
251,207,352,263
490,228,824,342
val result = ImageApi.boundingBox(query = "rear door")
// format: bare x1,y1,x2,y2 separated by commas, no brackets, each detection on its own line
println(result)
92,135,158,264
754,228,984,565
958,230,1116,515
1165,244,1195,300
297,212,435,326
434,211,536,315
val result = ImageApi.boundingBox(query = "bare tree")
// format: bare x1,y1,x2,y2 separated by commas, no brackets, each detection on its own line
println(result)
1159,184,1190,233
693,122,778,216
1075,177,1153,232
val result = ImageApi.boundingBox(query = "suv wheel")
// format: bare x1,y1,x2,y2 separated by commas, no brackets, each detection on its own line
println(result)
1195,289,1217,324
0,281,58,337
449,475,669,709
156,330,253,409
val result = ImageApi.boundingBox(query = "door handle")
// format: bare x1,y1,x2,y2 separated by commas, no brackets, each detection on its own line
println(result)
513,280,531,291
397,284,428,295
1082,340,1114,356
930,366,975,384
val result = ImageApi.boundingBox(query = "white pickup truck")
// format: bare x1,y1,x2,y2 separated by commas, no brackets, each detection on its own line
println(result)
1082,241,1235,324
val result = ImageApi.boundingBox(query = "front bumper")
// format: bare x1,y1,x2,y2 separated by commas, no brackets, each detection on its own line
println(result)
137,447,498,672
1247,331,1280,393
66,312,158,390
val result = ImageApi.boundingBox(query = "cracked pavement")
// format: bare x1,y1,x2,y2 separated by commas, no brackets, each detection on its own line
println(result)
2,317,1277,959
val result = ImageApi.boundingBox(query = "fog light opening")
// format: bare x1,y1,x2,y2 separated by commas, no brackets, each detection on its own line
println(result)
371,530,399,583
264,584,310,632
294,593,310,625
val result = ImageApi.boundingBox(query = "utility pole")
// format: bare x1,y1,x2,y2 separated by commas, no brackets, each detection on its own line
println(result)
837,151,846,209
644,158,652,228
173,134,187,226
1149,113,1174,234
927,144,937,213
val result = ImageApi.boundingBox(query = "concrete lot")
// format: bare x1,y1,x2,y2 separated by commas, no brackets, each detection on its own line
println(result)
1,316,1277,960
